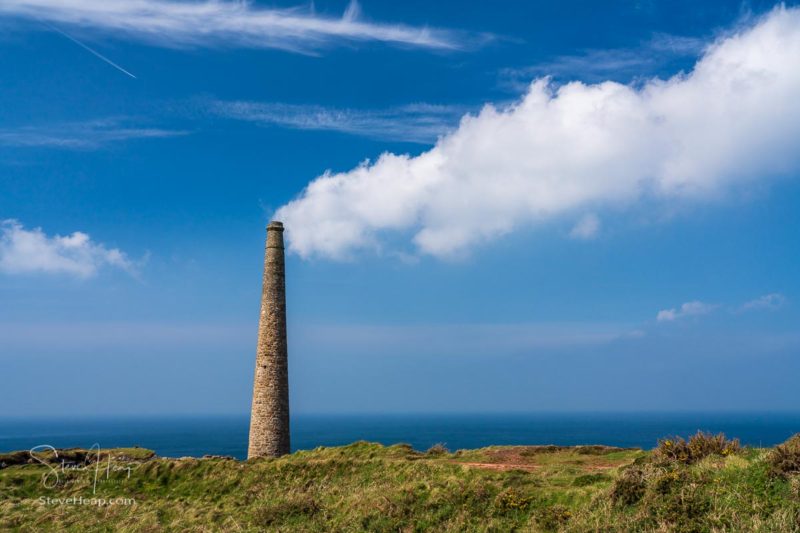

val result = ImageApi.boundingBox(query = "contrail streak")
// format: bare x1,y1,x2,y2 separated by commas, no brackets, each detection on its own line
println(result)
44,23,137,79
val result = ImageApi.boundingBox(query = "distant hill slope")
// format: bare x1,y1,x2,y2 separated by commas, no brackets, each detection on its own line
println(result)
1,436,799,532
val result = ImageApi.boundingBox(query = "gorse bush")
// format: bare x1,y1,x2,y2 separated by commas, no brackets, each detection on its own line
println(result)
493,487,532,511
610,465,648,505
654,431,740,464
650,480,712,533
534,504,572,531
687,431,740,459
768,433,800,479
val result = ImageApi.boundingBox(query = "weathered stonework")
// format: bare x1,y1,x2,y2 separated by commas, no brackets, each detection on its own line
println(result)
247,221,290,458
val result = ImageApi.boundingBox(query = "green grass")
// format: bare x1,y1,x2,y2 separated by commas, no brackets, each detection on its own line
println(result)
1,438,799,532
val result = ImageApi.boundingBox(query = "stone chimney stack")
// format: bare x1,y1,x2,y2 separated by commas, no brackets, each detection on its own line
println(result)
247,221,290,458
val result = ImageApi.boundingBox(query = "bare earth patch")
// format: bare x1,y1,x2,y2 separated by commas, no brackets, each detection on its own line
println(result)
453,445,640,472
458,461,541,472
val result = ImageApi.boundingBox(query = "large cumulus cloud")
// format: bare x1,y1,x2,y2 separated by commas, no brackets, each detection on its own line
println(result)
277,7,800,259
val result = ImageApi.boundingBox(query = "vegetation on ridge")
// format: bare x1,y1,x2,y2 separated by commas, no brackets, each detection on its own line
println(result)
1,432,799,531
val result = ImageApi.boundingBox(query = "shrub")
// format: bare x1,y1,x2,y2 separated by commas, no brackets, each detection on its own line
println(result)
651,483,712,532
655,437,691,464
535,504,572,531
652,469,685,496
654,432,740,465
768,434,800,479
687,431,740,459
493,487,533,512
425,443,449,456
611,466,648,505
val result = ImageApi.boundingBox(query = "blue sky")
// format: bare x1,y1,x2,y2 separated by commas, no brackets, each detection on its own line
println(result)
1,0,799,416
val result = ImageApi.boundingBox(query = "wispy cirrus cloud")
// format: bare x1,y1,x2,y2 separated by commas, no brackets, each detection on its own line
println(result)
499,32,707,91
0,219,137,278
0,118,187,149
209,100,469,144
0,0,483,54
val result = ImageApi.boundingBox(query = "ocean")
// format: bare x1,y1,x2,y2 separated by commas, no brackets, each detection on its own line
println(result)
1,413,798,459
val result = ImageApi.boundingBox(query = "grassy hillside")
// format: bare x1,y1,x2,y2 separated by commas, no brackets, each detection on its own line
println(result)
1,433,799,532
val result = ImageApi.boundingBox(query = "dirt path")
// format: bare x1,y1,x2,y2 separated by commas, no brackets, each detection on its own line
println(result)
457,461,541,472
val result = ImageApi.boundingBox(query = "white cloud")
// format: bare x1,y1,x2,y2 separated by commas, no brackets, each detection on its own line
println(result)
0,0,476,53
0,118,186,149
209,101,467,144
741,293,786,311
276,7,800,260
657,301,717,322
657,293,788,322
569,213,600,240
0,220,135,278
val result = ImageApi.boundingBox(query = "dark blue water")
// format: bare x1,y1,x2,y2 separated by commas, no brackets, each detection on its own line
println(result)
1,413,798,460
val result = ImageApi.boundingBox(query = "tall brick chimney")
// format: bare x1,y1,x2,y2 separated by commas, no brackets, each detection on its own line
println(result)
247,221,290,458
